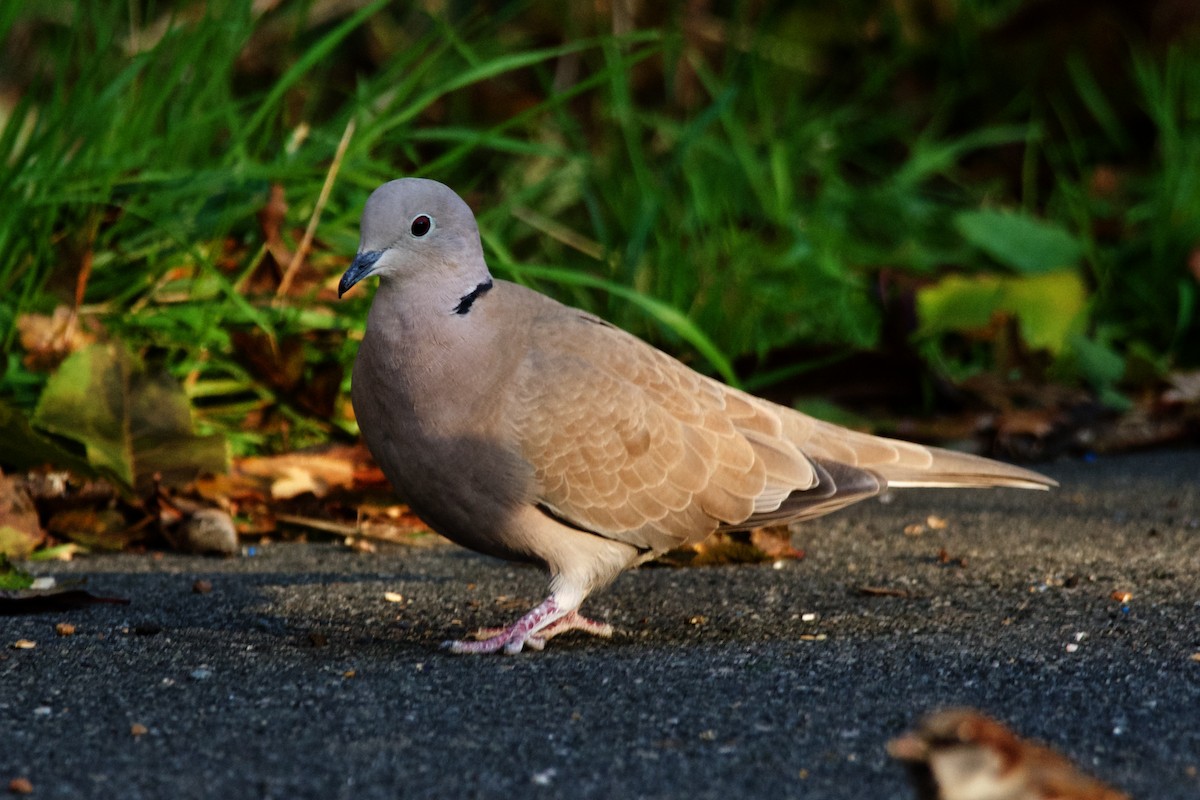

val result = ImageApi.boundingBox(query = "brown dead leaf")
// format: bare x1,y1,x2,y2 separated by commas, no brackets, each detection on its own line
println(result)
258,183,292,266
749,525,805,560
995,407,1058,438
1163,370,1200,405
231,329,304,394
218,444,371,501
15,306,97,371
659,528,803,567
47,508,138,551
8,777,33,795
358,518,438,545
0,471,43,559
889,708,1130,800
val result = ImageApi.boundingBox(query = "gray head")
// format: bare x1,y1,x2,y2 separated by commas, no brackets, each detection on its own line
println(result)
338,178,487,298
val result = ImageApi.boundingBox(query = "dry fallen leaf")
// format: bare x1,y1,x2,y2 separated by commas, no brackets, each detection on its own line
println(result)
8,777,33,795
47,508,138,551
1163,370,1200,404
0,470,44,559
15,306,97,370
659,527,804,566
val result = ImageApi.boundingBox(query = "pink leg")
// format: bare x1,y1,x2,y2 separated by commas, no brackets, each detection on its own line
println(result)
442,596,613,655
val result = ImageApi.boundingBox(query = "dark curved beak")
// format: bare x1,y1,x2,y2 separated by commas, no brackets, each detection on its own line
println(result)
338,250,384,298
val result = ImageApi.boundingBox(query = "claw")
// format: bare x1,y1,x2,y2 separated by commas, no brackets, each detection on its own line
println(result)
441,596,613,655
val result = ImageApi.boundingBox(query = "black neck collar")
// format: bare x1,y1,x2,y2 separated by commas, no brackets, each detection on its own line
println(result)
452,278,494,315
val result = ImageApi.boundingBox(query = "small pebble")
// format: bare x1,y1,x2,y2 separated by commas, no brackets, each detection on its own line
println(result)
189,668,212,681
130,723,148,737
180,508,239,556
1066,643,1080,653
11,640,35,650
55,623,75,636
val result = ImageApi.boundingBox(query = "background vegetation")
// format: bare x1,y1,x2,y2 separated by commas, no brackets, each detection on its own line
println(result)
1,0,1198,477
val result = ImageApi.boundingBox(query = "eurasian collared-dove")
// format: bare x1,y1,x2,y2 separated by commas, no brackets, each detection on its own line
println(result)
339,178,1055,655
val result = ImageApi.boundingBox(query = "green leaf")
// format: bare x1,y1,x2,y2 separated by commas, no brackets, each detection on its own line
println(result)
0,527,39,561
31,344,229,491
916,271,1087,355
0,400,99,479
0,555,34,590
1003,272,1088,353
954,209,1084,274
1068,333,1126,387
914,274,1006,334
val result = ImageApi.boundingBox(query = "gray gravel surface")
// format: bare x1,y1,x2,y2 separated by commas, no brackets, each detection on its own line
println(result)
2,449,1198,799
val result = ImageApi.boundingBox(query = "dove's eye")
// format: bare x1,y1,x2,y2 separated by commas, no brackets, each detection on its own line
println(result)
411,214,433,237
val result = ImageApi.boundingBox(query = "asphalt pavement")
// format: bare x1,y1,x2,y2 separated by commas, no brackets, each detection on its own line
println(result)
2,449,1198,799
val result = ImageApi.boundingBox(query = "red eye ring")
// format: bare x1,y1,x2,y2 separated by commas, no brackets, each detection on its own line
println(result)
411,215,432,237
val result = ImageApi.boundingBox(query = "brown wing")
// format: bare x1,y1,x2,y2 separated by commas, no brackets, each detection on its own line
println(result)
505,312,824,551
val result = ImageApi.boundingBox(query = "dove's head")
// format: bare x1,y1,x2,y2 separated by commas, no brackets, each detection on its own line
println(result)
338,178,486,298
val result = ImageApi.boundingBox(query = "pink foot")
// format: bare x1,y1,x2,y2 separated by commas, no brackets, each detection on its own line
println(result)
537,611,614,642
442,597,613,655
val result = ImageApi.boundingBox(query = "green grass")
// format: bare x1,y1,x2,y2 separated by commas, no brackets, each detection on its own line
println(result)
0,1,1197,460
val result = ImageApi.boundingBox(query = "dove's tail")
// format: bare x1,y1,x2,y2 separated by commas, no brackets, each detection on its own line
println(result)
875,445,1057,490
799,418,1058,491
